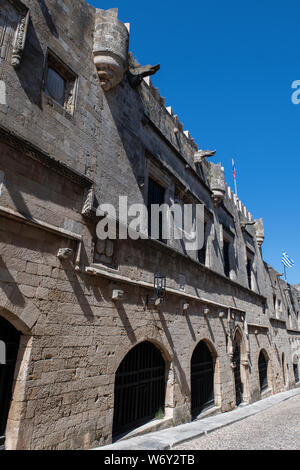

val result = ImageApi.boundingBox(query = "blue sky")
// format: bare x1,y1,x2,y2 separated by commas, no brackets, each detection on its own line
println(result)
88,0,300,284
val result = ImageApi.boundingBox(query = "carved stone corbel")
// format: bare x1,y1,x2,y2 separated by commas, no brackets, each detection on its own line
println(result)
9,0,30,67
82,186,95,219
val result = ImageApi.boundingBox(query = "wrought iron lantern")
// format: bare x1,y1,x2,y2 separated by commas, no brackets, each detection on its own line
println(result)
154,273,166,302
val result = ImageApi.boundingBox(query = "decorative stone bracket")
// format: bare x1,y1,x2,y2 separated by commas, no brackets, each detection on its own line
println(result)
9,0,30,68
82,186,95,219
112,289,124,301
180,299,190,314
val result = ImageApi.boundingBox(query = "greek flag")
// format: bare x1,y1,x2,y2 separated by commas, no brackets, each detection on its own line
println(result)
281,251,295,268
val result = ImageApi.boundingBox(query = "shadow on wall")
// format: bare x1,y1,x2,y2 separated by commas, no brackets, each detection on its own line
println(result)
37,0,59,38
61,255,95,321
0,255,25,308
156,308,189,397
14,18,44,108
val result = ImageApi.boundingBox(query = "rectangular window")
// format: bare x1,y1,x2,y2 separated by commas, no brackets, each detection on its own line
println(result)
277,299,282,318
198,222,207,265
223,240,230,278
273,294,277,311
147,177,165,242
247,257,252,289
288,308,292,329
44,50,77,115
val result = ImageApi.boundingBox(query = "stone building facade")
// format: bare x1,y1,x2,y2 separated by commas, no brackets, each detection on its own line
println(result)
0,0,299,450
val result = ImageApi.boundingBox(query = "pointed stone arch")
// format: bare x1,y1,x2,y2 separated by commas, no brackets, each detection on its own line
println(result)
258,349,270,393
0,284,41,334
190,338,221,419
231,326,250,405
112,340,167,438
111,334,174,439
0,308,34,450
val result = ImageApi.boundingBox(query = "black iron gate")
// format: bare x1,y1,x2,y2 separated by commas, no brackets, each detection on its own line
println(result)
258,351,268,392
233,341,243,406
113,341,166,439
294,363,299,384
191,341,214,418
0,316,20,446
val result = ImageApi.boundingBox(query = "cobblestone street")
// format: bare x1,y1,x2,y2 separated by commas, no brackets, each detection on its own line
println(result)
174,394,300,450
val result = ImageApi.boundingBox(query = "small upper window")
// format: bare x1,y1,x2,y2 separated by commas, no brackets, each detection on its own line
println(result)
223,240,230,278
198,222,207,265
44,50,77,115
287,308,292,329
147,177,166,242
247,256,253,290
45,67,65,106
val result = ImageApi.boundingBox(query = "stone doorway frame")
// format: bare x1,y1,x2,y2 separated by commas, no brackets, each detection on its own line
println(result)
0,308,33,450
230,327,250,406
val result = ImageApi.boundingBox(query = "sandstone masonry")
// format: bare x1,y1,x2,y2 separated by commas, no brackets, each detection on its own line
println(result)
0,0,299,450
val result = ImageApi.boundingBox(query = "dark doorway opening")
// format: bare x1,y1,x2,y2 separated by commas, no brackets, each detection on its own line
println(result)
223,241,230,278
258,351,268,392
233,341,243,406
282,353,286,386
113,341,166,439
294,363,299,384
191,341,215,418
0,316,21,447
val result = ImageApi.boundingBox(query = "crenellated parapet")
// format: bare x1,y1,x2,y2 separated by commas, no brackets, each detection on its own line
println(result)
225,185,255,224
93,9,129,91
143,77,198,151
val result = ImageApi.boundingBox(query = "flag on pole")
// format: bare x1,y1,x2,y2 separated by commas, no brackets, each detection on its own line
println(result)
232,159,236,179
281,251,295,268
232,159,238,196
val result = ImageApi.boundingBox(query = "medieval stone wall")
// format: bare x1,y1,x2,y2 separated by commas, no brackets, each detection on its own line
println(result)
0,0,299,450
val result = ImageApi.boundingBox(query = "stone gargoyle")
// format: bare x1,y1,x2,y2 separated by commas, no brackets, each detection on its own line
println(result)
127,53,160,88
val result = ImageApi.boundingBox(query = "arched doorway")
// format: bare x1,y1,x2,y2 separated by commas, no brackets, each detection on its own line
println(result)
191,341,215,418
258,350,268,392
293,362,299,384
0,316,21,447
232,340,243,406
282,353,286,386
113,341,166,438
